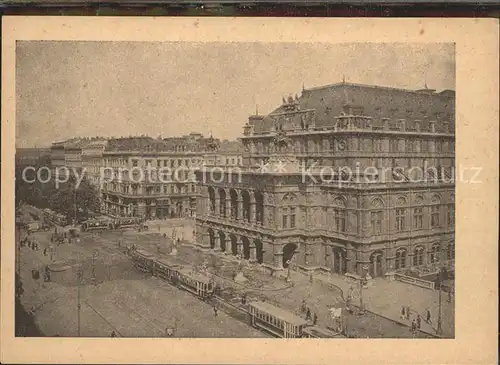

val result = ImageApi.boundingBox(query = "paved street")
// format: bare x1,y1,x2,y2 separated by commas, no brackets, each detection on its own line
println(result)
16,218,266,337
17,206,452,338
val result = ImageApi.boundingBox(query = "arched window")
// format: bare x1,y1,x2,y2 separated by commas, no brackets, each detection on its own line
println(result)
430,243,441,263
395,248,407,270
413,246,425,266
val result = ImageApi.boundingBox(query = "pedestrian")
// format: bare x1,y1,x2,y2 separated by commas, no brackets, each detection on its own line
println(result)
301,299,307,313
400,306,406,320
213,306,218,317
43,247,47,256
416,314,421,329
426,309,432,324
111,331,116,337
406,306,411,320
411,319,417,333
306,308,311,321
313,313,318,325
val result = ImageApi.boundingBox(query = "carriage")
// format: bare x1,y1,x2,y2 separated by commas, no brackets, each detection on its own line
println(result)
248,301,308,338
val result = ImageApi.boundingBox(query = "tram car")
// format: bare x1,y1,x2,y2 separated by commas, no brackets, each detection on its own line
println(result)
153,258,182,284
117,217,143,229
176,268,214,300
130,249,156,273
81,219,112,232
248,301,308,338
42,209,68,227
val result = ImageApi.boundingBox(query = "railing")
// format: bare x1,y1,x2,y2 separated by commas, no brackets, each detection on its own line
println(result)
394,273,435,290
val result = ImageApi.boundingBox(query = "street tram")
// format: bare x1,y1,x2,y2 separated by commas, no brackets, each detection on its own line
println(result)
42,209,68,226
116,217,142,228
248,301,308,338
176,268,214,300
131,249,156,273
81,219,112,232
153,258,181,283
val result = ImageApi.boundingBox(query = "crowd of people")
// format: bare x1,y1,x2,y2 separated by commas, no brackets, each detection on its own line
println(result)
401,305,433,334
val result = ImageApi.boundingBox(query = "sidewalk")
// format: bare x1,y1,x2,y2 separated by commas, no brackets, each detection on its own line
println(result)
314,272,454,337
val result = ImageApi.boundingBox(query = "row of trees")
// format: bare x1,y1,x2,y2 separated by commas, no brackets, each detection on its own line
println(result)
15,159,100,222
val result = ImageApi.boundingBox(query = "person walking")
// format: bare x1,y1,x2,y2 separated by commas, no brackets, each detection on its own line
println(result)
213,306,218,317
416,314,421,329
306,308,311,321
301,299,307,314
313,313,318,325
406,306,411,320
411,319,417,333
426,309,432,325
400,306,406,320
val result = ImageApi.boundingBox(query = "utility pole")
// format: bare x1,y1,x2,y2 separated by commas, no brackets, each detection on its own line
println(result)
437,267,444,335
359,265,368,315
73,189,77,226
77,265,82,337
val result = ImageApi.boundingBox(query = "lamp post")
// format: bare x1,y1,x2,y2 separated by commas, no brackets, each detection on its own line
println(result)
436,266,445,335
77,265,82,337
358,265,368,315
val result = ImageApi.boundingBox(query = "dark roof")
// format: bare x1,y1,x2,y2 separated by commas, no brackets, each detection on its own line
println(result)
219,140,244,153
253,82,455,134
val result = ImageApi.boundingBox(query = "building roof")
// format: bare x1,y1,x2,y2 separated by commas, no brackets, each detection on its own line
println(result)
218,140,244,153
253,82,455,135
249,301,308,326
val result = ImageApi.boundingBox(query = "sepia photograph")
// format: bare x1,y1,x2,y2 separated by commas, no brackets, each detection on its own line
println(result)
14,41,457,339
2,17,498,365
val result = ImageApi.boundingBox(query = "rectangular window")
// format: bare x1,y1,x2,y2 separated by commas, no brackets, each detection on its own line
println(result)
421,140,428,152
414,207,423,229
282,209,288,228
407,140,414,152
431,206,441,227
371,211,383,234
395,209,406,231
436,141,442,153
290,208,296,228
334,209,346,232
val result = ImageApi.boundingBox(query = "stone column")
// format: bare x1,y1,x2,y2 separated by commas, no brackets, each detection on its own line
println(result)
304,241,313,267
250,191,256,224
214,194,220,217
324,245,333,269
249,243,257,263
274,244,284,270
225,193,231,219
237,198,243,221
250,202,256,223
346,244,357,274
237,237,244,256
213,235,221,252
224,237,232,255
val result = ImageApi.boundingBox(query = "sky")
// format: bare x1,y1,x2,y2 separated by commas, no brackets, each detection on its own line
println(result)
16,42,455,148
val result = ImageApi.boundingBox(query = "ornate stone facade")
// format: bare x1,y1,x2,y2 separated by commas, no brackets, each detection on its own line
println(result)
196,82,455,277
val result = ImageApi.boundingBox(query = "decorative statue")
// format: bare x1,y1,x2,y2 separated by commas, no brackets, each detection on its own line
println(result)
272,130,292,152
